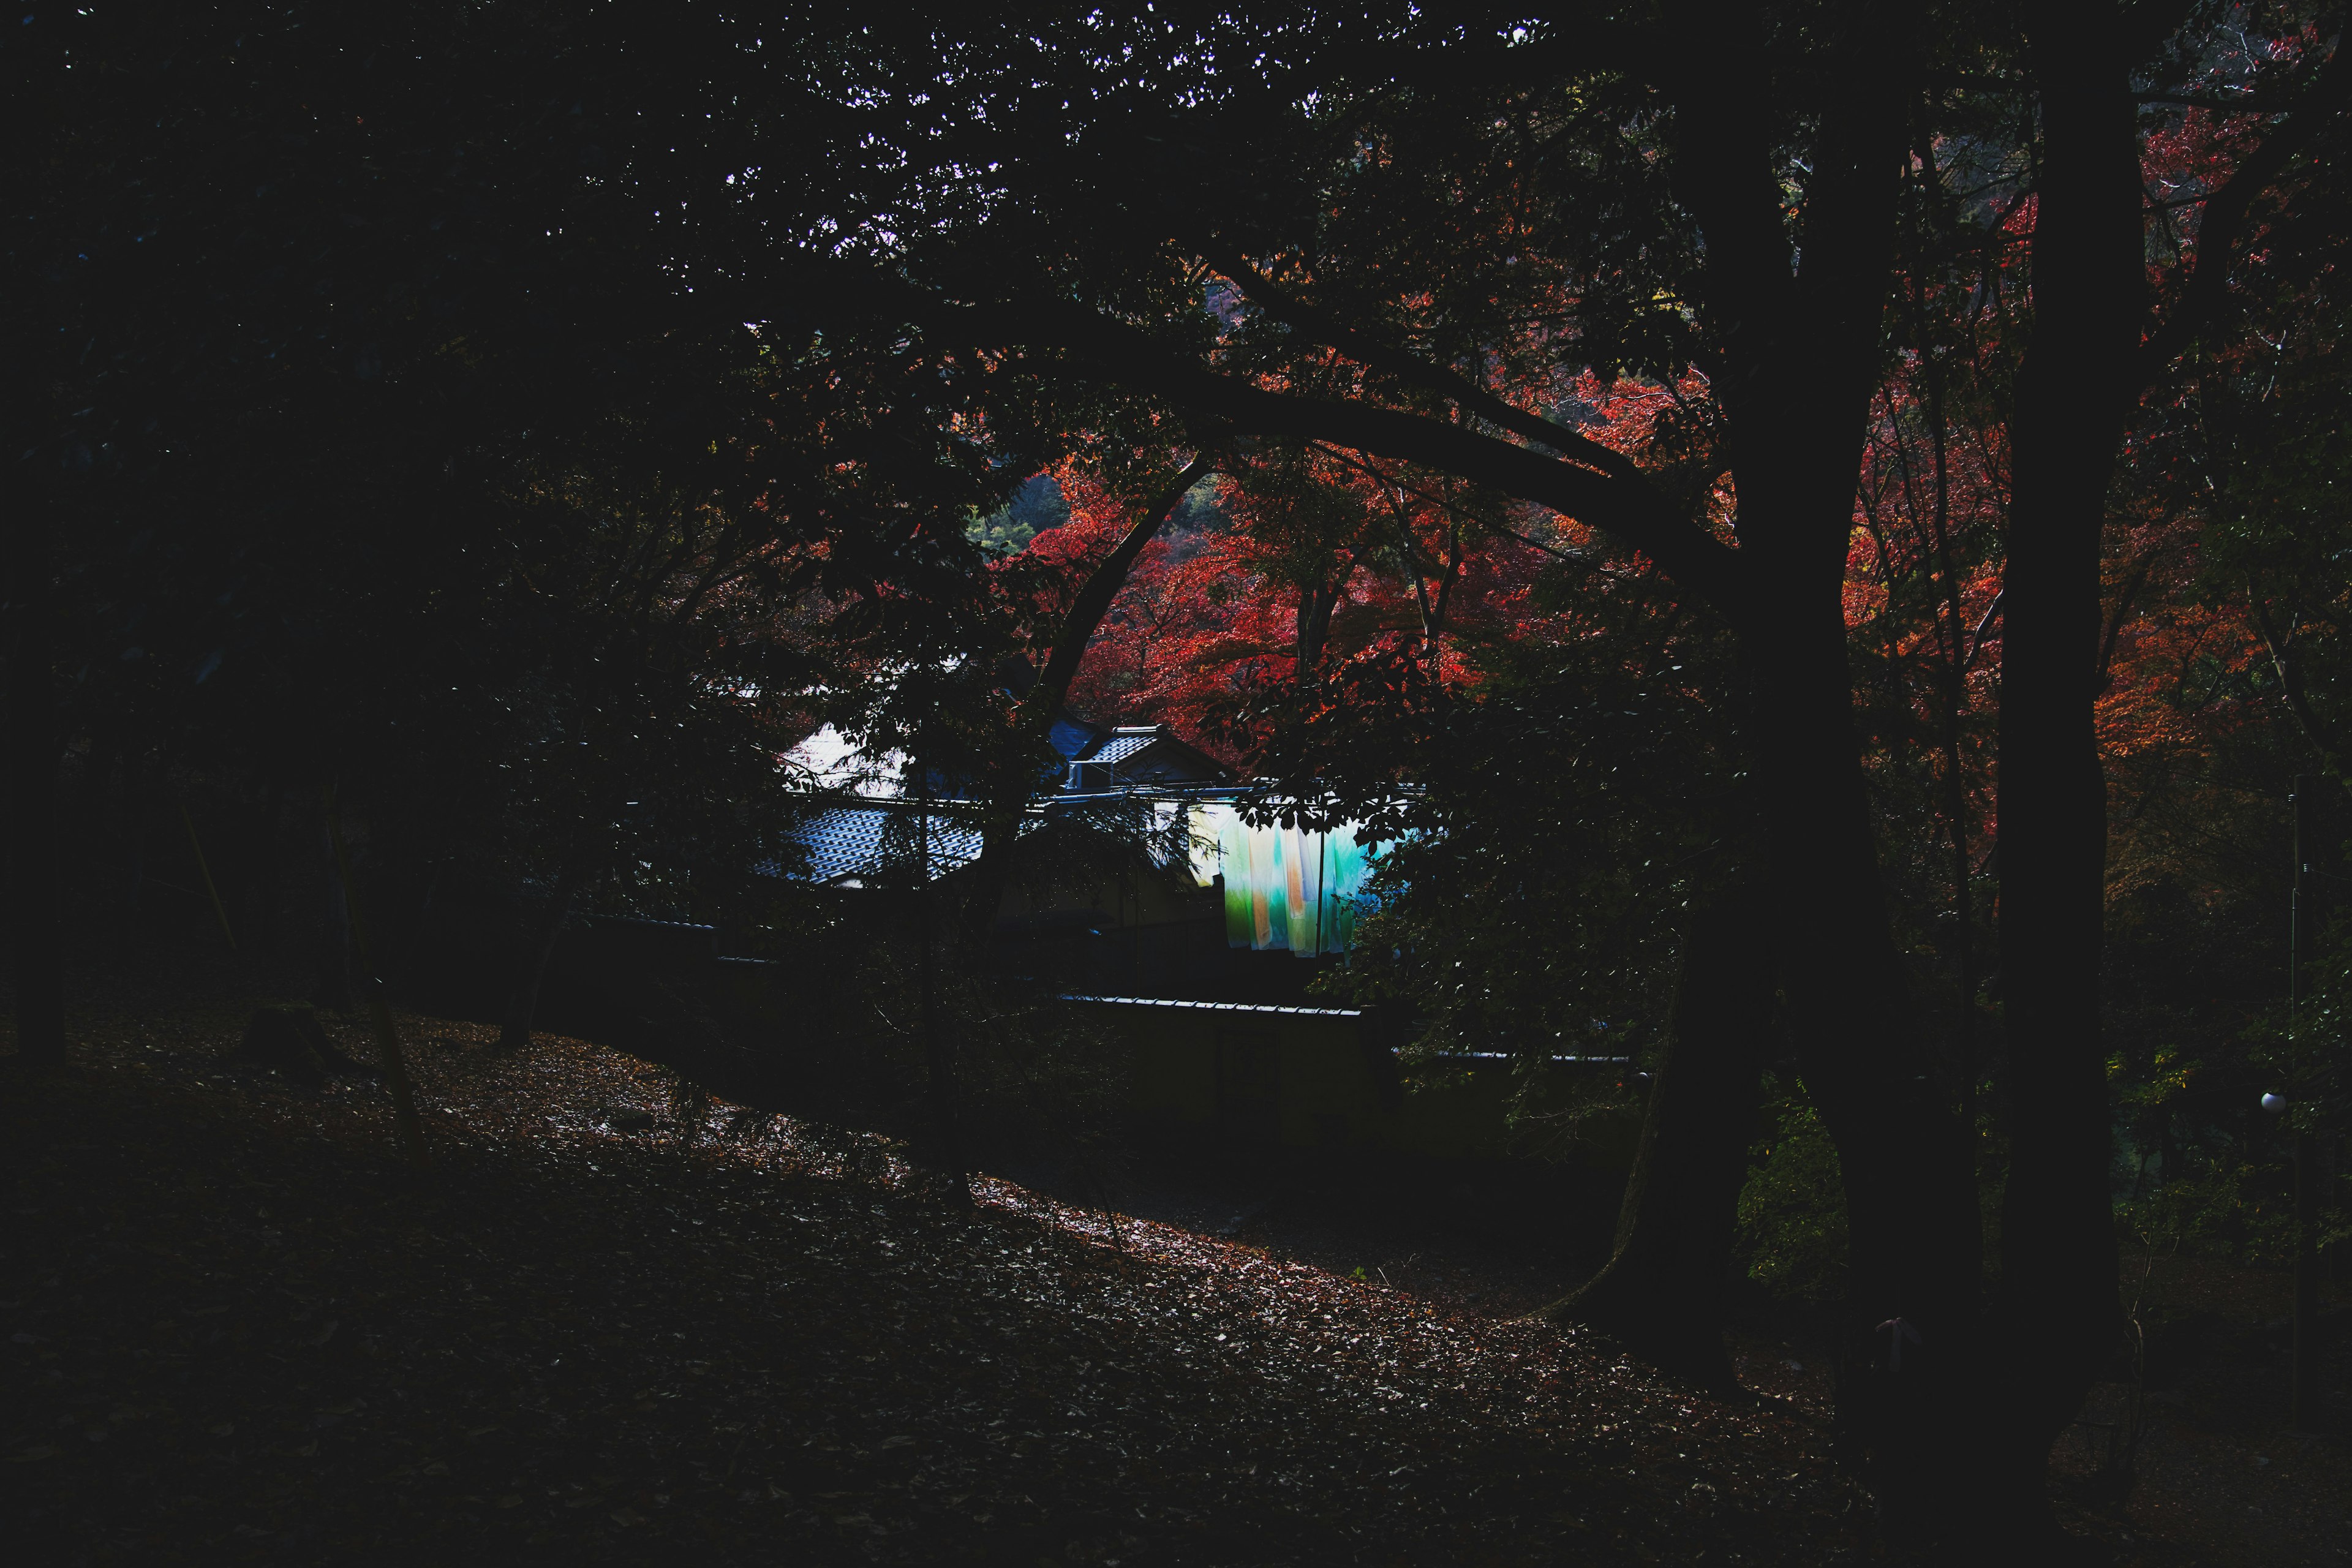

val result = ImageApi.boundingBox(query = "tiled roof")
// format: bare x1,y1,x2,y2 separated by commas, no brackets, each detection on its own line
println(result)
1085,733,1158,766
785,806,988,885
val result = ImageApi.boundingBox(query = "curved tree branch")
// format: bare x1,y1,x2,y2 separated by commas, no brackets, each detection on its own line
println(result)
1196,246,1655,488
1033,454,1215,706
997,331,1747,611
771,259,1751,619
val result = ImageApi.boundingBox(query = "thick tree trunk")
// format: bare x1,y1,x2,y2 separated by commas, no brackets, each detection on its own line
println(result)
499,852,590,1052
1743,598,1984,1520
1603,10,1990,1498
1983,6,2144,1515
6,525,64,1066
1684,16,1990,1507
1547,875,1774,1384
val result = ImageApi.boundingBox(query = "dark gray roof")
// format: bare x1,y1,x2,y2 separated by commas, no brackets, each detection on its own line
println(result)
1068,725,1234,786
1087,733,1158,766
783,806,988,886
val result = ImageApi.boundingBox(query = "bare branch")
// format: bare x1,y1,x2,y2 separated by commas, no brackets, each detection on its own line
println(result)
1196,246,1654,489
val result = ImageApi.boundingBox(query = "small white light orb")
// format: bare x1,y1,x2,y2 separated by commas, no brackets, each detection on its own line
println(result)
2261,1092,2288,1114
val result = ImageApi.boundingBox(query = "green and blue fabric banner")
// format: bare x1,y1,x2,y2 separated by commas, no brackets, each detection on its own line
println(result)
1191,804,1381,957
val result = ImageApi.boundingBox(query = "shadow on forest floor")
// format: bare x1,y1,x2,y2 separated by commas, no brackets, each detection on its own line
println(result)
2051,1249,2352,1567
995,1142,1623,1324
1003,1112,2352,1567
0,988,1866,1567
0,968,2345,1565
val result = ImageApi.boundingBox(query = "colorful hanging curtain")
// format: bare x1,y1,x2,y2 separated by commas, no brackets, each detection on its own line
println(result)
1194,804,1381,957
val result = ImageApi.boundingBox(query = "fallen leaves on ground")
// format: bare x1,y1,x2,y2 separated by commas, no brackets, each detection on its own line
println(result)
7,1000,1888,1565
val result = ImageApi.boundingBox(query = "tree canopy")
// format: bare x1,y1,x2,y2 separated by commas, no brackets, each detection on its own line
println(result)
10,0,2352,1544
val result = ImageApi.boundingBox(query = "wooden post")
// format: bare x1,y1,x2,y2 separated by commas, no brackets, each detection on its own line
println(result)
2289,775,2319,1429
324,786,428,1169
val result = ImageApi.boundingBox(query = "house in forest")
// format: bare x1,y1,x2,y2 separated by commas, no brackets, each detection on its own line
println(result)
764,706,1627,1167
777,710,1385,985
1061,723,1231,793
783,713,1234,884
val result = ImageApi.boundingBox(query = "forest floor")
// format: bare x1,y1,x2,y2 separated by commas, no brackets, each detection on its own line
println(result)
2,990,2347,1567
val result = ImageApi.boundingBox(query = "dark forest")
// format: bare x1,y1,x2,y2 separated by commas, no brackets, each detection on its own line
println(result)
6,4,2351,1563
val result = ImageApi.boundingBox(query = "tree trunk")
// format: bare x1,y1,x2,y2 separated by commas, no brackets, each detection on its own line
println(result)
6,517,64,1067
1681,22,1989,1507
1983,5,2144,1516
1547,875,1775,1384
958,456,1213,946
1743,598,1985,1521
916,781,970,1201
311,815,356,1013
499,852,590,1052
1295,581,1340,679
1521,10,1989,1493
1033,456,1215,704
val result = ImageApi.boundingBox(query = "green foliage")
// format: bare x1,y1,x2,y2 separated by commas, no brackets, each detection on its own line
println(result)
2258,933,2352,1146
1735,1082,1850,1300
969,475,1074,557
1312,570,1749,1103
2105,993,2345,1270
2116,1158,2301,1269
967,511,1038,557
